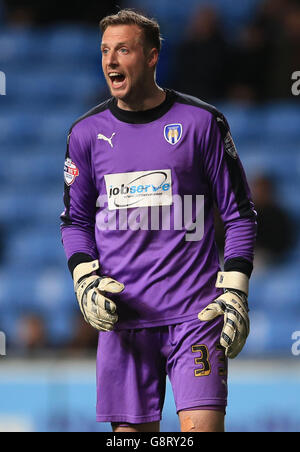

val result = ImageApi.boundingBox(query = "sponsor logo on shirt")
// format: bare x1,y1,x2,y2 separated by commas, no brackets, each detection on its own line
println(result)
64,158,79,186
164,124,183,145
104,170,173,210
97,132,116,148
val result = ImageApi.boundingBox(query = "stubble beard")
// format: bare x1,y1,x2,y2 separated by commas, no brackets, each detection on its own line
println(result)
112,66,153,111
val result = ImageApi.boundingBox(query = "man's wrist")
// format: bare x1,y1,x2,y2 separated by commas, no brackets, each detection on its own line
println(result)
224,257,253,278
68,253,97,277
73,260,100,288
216,271,249,296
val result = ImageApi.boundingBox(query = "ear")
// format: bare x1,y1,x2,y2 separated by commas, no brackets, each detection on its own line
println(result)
147,48,159,69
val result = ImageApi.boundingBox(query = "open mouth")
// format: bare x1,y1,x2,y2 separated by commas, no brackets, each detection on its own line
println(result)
108,72,126,89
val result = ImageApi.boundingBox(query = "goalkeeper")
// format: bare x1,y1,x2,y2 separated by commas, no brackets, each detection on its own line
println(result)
60,9,256,433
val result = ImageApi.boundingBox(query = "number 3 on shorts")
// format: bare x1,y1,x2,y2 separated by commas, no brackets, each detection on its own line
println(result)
192,344,211,377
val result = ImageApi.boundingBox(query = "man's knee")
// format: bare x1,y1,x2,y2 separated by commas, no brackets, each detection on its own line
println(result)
179,409,225,433
111,421,160,433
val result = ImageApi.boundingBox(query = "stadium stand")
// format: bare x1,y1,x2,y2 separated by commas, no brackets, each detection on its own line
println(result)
0,0,299,356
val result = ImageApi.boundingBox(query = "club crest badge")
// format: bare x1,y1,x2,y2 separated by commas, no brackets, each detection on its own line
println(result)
64,158,79,186
164,124,183,145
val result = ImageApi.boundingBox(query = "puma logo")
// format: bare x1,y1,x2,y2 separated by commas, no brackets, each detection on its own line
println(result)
97,132,116,148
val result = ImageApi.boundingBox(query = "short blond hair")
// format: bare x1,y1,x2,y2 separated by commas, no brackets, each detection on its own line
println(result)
100,9,163,54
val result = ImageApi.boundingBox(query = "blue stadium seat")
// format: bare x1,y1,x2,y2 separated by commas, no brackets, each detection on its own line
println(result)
0,26,100,65
8,70,104,104
46,311,76,345
220,104,266,142
1,9,300,354
242,308,300,355
0,106,99,149
127,0,262,41
38,110,87,144
0,186,65,229
213,0,262,34
241,148,300,182
1,153,62,187
34,190,65,224
0,262,73,308
239,309,271,355
47,25,100,61
0,263,75,346
5,227,64,266
251,265,300,312
0,308,21,344
279,182,300,219
0,28,48,64
156,41,176,85
264,104,300,142
0,105,85,149
0,111,44,145
0,190,36,227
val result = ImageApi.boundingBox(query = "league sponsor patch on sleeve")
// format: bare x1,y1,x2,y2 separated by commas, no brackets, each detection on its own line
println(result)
64,158,79,186
224,131,238,159
216,116,238,159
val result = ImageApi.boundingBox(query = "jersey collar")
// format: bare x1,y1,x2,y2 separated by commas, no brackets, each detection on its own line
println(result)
108,89,177,124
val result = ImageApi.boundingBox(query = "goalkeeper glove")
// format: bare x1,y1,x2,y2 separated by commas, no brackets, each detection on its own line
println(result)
198,271,250,359
73,260,124,332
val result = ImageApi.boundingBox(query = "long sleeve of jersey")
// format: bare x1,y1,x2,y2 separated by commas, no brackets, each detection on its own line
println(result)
60,127,99,273
59,89,256,329
202,113,257,277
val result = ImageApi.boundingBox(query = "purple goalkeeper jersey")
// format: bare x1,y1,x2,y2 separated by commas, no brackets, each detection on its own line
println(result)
61,90,256,329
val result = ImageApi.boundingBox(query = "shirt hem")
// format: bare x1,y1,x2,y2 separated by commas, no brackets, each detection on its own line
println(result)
176,398,227,414
114,311,203,330
96,414,162,424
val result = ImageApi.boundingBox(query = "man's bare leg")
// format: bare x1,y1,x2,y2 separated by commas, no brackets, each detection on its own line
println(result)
179,410,225,433
112,421,160,433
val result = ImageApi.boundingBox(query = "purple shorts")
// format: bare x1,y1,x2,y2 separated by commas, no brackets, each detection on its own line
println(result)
96,316,228,424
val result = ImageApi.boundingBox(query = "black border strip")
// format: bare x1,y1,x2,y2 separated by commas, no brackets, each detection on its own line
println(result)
68,252,95,277
60,99,111,226
174,91,256,220
108,89,176,124
224,257,253,278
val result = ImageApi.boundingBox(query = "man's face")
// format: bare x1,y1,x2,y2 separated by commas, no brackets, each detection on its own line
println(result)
101,24,150,102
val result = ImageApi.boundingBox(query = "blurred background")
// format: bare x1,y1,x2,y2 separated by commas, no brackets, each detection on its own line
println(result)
0,0,300,432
